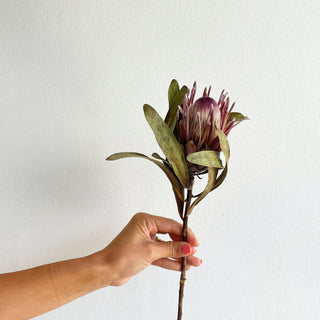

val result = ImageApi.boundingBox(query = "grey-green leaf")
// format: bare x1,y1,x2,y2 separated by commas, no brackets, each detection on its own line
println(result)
217,129,230,163
228,112,246,122
143,104,189,189
174,186,185,219
213,163,228,190
187,150,223,169
211,129,230,190
106,152,148,161
165,80,188,131
188,167,218,214
168,79,179,103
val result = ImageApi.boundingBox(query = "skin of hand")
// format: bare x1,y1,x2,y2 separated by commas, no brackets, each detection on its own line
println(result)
0,212,201,320
99,212,202,286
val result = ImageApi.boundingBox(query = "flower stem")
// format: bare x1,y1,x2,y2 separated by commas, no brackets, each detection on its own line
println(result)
177,177,194,320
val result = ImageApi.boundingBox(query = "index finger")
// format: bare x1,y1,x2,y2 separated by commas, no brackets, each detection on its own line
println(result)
147,214,200,247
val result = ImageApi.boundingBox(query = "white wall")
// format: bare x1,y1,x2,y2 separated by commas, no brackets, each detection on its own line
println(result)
1,1,320,319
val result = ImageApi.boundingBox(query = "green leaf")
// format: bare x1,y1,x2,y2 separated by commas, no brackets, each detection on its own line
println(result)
217,129,230,162
165,80,188,131
106,152,148,161
174,186,185,219
213,163,228,190
187,130,231,212
228,112,246,122
168,79,179,103
188,167,218,214
143,104,189,189
212,129,230,190
187,150,223,169
106,152,185,216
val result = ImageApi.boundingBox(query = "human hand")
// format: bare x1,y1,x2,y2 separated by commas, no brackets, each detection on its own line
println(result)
0,213,201,319
98,213,202,286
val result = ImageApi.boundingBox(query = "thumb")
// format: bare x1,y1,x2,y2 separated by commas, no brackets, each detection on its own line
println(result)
152,241,193,260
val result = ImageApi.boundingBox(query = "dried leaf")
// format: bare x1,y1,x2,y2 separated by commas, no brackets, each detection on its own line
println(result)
188,167,218,214
213,129,230,189
217,129,230,162
144,104,189,189
151,153,165,161
213,163,228,190
174,184,185,219
187,150,223,169
188,130,231,212
228,112,246,122
165,80,188,131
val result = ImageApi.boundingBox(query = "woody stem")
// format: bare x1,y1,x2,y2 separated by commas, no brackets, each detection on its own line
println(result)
177,176,194,320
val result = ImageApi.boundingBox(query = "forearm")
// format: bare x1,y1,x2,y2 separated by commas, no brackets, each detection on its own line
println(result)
0,252,109,320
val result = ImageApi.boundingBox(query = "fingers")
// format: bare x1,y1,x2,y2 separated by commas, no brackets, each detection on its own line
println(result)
183,255,202,267
152,258,191,271
141,213,199,247
131,213,201,269
152,256,202,271
168,230,199,247
151,240,195,261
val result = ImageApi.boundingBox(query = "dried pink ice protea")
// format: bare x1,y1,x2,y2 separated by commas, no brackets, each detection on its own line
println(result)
106,79,247,320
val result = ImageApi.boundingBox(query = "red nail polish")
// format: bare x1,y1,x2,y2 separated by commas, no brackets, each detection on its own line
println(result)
182,244,192,254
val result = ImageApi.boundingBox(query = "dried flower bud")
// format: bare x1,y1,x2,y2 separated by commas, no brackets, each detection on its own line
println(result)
178,82,247,172
189,97,220,150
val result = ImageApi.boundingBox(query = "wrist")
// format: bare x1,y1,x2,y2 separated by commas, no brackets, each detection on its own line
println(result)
86,250,113,288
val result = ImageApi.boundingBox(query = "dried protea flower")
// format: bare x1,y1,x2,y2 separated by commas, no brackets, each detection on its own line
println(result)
178,82,247,173
106,79,248,320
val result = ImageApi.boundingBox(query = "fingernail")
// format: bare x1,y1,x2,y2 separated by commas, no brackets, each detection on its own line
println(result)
200,259,203,264
181,244,192,254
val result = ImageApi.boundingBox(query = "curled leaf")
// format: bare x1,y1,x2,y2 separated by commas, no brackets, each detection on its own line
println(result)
213,129,230,189
217,129,230,162
188,167,218,214
213,163,228,190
